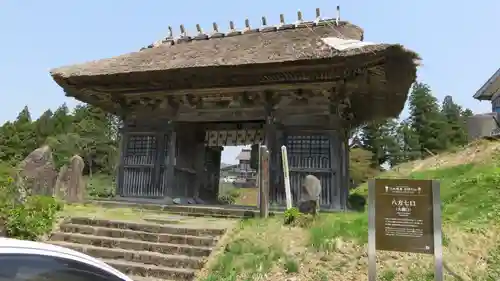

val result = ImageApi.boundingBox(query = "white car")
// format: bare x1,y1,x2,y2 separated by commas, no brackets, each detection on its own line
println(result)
0,237,133,281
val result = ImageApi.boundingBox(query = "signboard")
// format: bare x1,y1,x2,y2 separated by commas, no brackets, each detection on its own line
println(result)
368,179,442,281
374,179,434,254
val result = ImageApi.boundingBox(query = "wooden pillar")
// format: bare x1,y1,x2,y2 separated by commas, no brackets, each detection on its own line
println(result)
329,83,351,210
165,121,176,198
153,131,166,195
264,91,278,204
339,130,350,210
116,126,128,197
193,125,206,199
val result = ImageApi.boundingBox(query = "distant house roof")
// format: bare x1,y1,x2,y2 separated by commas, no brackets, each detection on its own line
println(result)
474,68,500,100
220,164,238,171
236,149,251,161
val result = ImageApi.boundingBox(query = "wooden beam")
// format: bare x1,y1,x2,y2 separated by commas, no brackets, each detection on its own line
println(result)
82,59,386,94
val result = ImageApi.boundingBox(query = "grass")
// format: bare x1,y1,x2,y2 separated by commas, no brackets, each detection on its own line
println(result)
199,145,500,281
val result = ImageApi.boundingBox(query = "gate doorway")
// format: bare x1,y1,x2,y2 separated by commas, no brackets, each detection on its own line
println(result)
205,122,264,207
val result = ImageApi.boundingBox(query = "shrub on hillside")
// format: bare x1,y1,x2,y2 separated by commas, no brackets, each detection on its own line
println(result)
0,165,63,240
5,195,62,240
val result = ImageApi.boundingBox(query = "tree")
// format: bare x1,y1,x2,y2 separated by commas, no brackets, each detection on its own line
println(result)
51,103,72,135
12,106,37,158
408,82,448,155
441,95,468,146
34,109,54,146
391,119,421,165
361,119,399,168
349,148,379,186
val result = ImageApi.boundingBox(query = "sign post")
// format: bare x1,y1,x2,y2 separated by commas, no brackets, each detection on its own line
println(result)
368,179,442,281
281,145,292,210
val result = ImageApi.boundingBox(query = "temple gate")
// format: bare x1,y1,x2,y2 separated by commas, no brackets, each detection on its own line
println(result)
49,8,418,210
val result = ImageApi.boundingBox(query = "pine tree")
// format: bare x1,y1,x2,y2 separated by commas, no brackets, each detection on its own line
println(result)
408,82,448,155
13,106,37,158
441,95,468,146
361,119,399,168
34,109,54,146
51,103,72,134
393,119,421,164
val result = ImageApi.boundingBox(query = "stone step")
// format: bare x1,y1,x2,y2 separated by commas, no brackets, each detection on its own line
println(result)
87,200,265,218
102,258,195,281
59,223,217,247
49,241,205,269
160,205,260,218
68,217,226,236
50,232,212,257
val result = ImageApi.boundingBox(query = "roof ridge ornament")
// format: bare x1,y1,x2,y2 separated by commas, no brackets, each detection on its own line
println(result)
211,22,225,38
178,24,192,43
314,8,321,24
336,6,341,26
227,20,242,37
243,18,259,34
139,7,347,50
194,24,209,40
278,13,295,30
261,16,276,33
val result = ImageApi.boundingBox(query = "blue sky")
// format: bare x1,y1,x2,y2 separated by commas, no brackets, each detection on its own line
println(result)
0,0,498,164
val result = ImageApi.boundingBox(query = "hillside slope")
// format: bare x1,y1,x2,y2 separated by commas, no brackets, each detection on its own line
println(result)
200,139,500,281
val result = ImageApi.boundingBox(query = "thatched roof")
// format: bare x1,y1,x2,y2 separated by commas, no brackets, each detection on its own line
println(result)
50,19,366,83
49,13,419,125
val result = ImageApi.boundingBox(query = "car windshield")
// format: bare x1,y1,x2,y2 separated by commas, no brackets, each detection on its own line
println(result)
0,254,125,281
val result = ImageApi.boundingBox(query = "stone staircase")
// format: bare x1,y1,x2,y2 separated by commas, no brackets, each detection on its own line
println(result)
48,216,229,281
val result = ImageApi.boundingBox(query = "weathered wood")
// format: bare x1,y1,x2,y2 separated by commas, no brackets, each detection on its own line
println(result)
153,131,166,195
341,130,350,210
166,122,176,197
259,146,270,218
264,91,279,192
193,126,206,199
116,128,128,196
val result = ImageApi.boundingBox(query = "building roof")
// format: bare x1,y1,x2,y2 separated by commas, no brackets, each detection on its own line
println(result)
49,16,418,90
236,149,251,161
50,20,362,79
47,10,419,126
473,68,500,100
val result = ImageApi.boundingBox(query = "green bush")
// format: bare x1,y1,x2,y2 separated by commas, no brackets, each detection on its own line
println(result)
5,195,63,240
283,207,300,225
87,174,116,198
217,188,240,205
0,165,63,241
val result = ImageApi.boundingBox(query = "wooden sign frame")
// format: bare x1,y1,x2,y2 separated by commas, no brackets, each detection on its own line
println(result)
368,179,443,281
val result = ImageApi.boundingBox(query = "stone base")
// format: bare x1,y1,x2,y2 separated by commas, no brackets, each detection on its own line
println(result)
298,200,318,215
